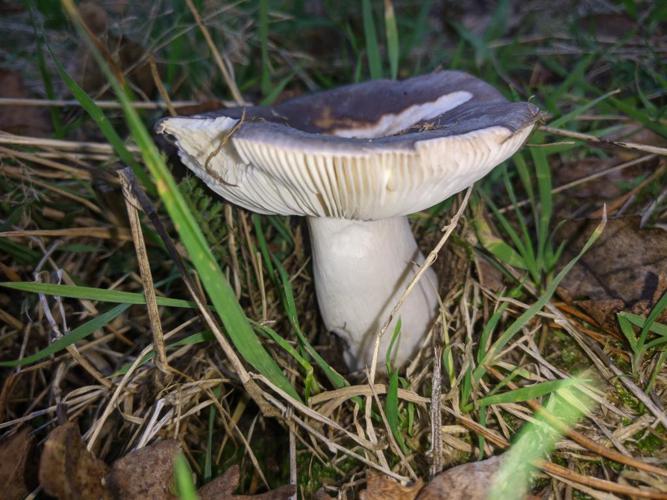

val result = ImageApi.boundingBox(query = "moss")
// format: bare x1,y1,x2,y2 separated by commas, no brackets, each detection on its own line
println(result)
297,453,356,497
610,381,644,414
179,175,228,260
546,331,589,371
603,458,623,474
636,431,664,455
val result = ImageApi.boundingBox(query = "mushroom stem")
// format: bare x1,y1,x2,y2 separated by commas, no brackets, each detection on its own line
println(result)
307,216,439,371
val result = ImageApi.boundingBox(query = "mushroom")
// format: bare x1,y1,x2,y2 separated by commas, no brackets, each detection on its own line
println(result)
156,71,539,371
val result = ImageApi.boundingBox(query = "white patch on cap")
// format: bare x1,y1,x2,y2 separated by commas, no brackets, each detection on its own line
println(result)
332,90,473,139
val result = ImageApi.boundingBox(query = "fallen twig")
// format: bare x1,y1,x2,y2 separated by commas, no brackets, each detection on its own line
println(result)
541,125,667,157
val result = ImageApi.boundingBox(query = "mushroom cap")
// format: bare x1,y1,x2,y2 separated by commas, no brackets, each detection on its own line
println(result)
157,70,539,220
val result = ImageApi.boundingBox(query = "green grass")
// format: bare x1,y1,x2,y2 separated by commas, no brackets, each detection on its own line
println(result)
362,0,383,79
175,453,199,500
0,282,194,308
1,0,665,497
0,303,130,367
491,376,593,499
617,292,667,387
59,0,299,401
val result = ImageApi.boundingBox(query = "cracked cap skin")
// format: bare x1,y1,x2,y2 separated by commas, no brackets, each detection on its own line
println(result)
156,70,540,220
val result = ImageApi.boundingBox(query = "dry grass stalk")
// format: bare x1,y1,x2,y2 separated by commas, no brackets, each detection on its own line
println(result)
499,154,656,213
486,367,667,478
541,125,667,157
368,378,417,480
0,132,139,154
368,187,473,385
0,227,131,240
148,56,177,117
261,388,410,483
182,0,245,105
0,97,202,109
119,171,280,418
118,168,169,372
1,165,101,213
1,4,665,497
429,339,443,478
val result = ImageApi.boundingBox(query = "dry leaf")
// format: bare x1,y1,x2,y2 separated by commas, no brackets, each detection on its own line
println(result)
553,158,631,202
77,1,154,98
198,465,296,500
579,12,638,40
313,488,336,499
0,427,34,500
0,372,18,423
0,68,51,136
359,470,424,500
37,425,288,500
607,126,667,162
39,422,111,500
417,455,503,500
552,155,661,219
79,0,108,32
557,217,667,332
0,2,24,14
107,440,180,499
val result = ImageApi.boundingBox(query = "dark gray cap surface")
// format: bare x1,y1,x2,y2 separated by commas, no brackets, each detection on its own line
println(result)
157,71,539,219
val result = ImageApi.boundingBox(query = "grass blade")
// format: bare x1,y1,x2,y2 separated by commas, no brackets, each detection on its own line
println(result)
0,304,130,367
273,258,348,389
362,0,383,79
609,97,667,138
33,22,64,138
255,323,314,374
647,350,666,394
545,55,593,113
174,454,198,500
531,146,552,271
0,239,40,265
491,376,592,499
404,0,432,60
384,0,399,79
476,378,578,407
114,331,213,376
621,313,667,336
513,153,535,213
385,320,407,453
501,168,539,279
259,0,271,96
385,370,407,453
474,216,606,384
252,214,277,285
477,303,510,365
549,89,619,129
1,282,194,308
481,192,532,272
636,290,667,353
45,44,153,192
60,0,298,400
618,314,639,353
260,72,295,106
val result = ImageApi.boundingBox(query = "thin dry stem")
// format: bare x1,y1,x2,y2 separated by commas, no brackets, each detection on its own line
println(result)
499,154,656,213
429,340,443,478
368,187,473,385
118,169,169,372
148,56,177,117
0,97,203,109
541,125,667,157
182,0,245,105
